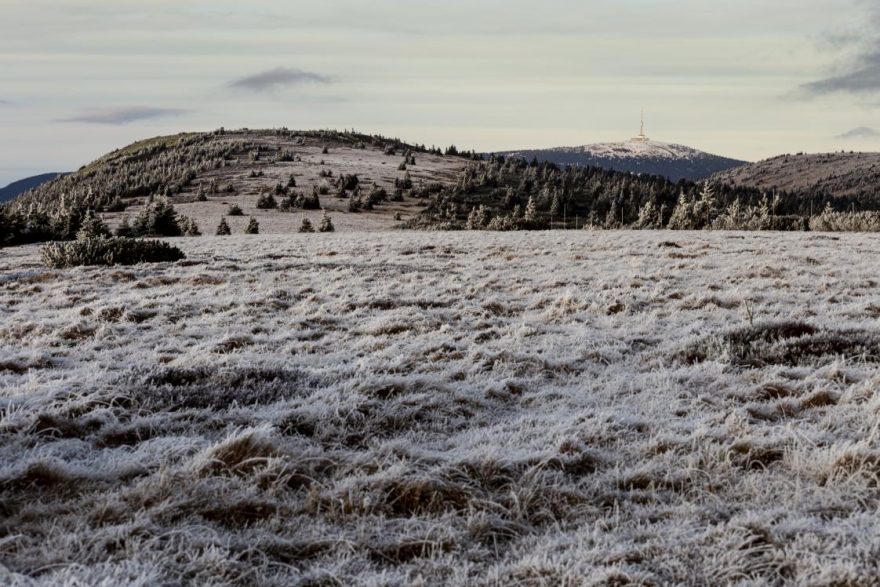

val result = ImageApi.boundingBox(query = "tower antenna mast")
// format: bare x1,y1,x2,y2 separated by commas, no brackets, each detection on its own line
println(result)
632,109,649,142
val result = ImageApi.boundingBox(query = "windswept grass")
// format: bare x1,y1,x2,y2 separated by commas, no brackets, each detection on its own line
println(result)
2,231,880,585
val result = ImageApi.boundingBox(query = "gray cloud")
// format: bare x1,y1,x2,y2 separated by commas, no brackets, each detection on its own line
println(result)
800,51,880,96
836,126,880,140
229,67,332,92
59,106,188,125
799,1,880,97
0,99,10,105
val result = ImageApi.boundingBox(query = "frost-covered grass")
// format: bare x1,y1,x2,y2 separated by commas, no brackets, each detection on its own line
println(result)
1,231,880,586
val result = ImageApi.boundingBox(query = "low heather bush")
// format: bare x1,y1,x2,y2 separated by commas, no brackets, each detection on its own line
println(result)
41,237,185,268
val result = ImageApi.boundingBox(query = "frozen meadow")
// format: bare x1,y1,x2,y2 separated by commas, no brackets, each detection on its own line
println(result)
1,230,879,586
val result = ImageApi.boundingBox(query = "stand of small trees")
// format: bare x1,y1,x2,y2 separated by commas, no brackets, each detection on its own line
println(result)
256,192,278,209
408,157,870,232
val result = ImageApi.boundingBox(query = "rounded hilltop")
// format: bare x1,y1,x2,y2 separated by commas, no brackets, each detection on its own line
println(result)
6,128,474,234
498,114,748,181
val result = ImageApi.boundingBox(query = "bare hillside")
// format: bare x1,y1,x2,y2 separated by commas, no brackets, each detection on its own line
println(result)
8,129,471,233
711,152,880,199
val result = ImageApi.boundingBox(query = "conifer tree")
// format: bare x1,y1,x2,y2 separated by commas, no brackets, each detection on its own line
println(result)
755,195,771,229
550,191,562,218
605,200,620,229
256,192,278,209
525,195,538,221
216,217,231,235
179,215,201,236
299,216,315,233
668,191,696,230
635,201,658,229
466,207,480,230
245,217,259,234
76,210,111,241
132,195,182,237
318,210,335,232
695,183,717,228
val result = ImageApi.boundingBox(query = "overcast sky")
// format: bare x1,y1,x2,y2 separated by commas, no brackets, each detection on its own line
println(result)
1,0,879,185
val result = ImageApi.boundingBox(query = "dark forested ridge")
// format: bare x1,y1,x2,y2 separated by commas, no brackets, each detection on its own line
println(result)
0,172,67,203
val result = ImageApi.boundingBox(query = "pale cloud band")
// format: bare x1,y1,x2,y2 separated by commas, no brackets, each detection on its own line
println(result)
799,1,880,97
59,106,188,125
836,126,880,140
801,52,880,97
229,67,332,92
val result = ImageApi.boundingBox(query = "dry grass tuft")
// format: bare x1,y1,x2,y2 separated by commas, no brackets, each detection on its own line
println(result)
200,428,280,477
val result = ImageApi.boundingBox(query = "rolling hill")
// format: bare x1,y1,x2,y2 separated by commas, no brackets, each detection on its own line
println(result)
711,152,880,200
497,139,747,181
4,129,472,234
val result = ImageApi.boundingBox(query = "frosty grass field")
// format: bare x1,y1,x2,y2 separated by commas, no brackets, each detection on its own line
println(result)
2,230,880,586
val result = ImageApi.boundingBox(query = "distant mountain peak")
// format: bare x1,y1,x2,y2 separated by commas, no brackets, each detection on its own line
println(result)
497,134,747,181
555,140,709,161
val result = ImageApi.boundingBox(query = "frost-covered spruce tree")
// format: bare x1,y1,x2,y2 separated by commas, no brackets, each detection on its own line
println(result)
550,191,562,218
755,195,771,230
668,190,696,230
713,198,745,230
694,183,717,229
466,207,480,230
76,210,111,241
525,195,538,221
227,204,244,216
318,210,335,232
132,195,182,237
635,201,659,230
216,217,231,235
179,215,201,236
256,192,277,209
299,216,315,233
473,205,490,229
245,217,259,234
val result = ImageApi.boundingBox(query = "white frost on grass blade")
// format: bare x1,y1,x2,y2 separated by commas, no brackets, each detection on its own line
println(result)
1,231,880,585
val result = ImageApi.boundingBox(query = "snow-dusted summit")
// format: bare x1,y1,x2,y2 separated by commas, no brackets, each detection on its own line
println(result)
498,139,747,181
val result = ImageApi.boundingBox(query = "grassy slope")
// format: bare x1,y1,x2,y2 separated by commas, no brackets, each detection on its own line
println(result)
2,231,880,585
7,130,470,234
711,151,880,198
